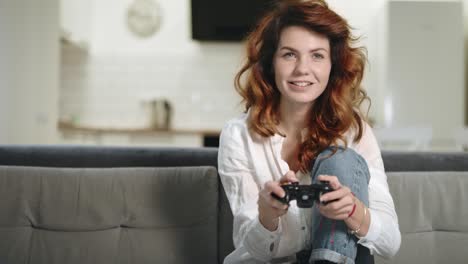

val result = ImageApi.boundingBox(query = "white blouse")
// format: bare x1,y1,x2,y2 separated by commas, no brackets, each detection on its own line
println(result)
218,113,401,263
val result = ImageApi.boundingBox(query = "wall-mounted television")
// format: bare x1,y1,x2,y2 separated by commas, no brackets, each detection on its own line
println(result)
191,0,274,41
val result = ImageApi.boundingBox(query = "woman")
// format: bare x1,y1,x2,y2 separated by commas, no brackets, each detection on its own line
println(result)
218,0,401,263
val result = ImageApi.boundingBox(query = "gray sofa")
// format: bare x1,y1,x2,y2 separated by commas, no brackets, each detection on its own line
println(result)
0,145,466,264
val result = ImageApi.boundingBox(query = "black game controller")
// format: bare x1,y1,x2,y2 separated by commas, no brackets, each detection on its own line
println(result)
272,181,333,208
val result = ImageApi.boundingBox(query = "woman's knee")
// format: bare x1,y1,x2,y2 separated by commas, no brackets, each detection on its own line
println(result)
311,147,370,184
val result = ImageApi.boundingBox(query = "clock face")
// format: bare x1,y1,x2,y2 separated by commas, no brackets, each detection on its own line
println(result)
126,0,162,38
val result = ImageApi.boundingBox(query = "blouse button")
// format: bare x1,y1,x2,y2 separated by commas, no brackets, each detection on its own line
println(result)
301,226,306,230
269,243,274,252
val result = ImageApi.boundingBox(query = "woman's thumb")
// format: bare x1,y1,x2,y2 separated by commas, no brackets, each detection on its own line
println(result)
282,170,298,183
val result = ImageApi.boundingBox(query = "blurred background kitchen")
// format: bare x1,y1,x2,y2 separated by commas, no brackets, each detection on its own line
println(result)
0,0,467,151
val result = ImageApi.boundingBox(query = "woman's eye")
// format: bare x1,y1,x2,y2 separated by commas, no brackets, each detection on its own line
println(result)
283,52,296,59
312,53,325,60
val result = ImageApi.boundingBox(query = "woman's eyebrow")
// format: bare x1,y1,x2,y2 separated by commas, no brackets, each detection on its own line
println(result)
278,46,329,53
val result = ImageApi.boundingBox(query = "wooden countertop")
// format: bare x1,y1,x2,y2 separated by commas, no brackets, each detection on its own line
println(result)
57,121,220,137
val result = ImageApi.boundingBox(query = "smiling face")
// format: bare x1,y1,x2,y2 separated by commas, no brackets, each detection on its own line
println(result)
273,25,332,108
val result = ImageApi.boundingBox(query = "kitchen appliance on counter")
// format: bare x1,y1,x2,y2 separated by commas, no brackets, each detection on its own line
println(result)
149,98,172,130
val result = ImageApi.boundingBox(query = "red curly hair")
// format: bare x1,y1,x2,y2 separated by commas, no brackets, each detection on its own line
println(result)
235,0,370,172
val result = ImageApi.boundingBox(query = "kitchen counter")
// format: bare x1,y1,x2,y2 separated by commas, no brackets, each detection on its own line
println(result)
57,121,221,147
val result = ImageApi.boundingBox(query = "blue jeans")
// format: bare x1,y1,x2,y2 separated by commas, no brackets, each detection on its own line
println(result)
308,147,370,264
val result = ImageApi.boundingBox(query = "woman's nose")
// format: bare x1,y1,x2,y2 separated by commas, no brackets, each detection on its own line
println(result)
294,58,310,75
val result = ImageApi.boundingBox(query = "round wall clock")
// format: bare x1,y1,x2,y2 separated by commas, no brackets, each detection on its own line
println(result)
126,0,162,38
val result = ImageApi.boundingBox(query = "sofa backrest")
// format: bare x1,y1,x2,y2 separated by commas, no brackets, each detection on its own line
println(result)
377,171,468,264
380,151,468,172
376,152,468,264
0,165,219,264
0,145,233,264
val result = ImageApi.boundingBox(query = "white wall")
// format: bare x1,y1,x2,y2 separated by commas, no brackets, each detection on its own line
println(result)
60,0,93,46
386,1,464,141
92,0,198,55
328,0,387,123
0,0,59,144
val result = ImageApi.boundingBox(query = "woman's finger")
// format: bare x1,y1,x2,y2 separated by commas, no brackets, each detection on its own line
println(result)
318,192,356,219
318,204,353,220
321,199,354,214
317,175,341,189
265,194,289,210
320,186,351,203
280,170,298,184
261,182,288,209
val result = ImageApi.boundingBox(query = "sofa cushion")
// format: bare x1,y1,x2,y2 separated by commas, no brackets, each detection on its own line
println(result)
0,166,218,264
376,171,468,264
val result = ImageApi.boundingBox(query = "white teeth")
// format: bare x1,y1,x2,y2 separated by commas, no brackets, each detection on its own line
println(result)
290,81,312,87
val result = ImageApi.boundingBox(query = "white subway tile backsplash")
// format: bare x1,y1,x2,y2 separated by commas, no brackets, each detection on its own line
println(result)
60,49,244,132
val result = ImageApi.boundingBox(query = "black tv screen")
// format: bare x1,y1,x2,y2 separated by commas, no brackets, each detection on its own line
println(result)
191,0,275,41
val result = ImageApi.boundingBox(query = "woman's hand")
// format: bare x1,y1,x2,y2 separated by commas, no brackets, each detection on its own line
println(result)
316,175,355,220
258,171,298,231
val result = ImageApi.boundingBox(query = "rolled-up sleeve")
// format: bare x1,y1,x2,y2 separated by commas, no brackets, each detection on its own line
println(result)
218,122,282,262
355,123,401,258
